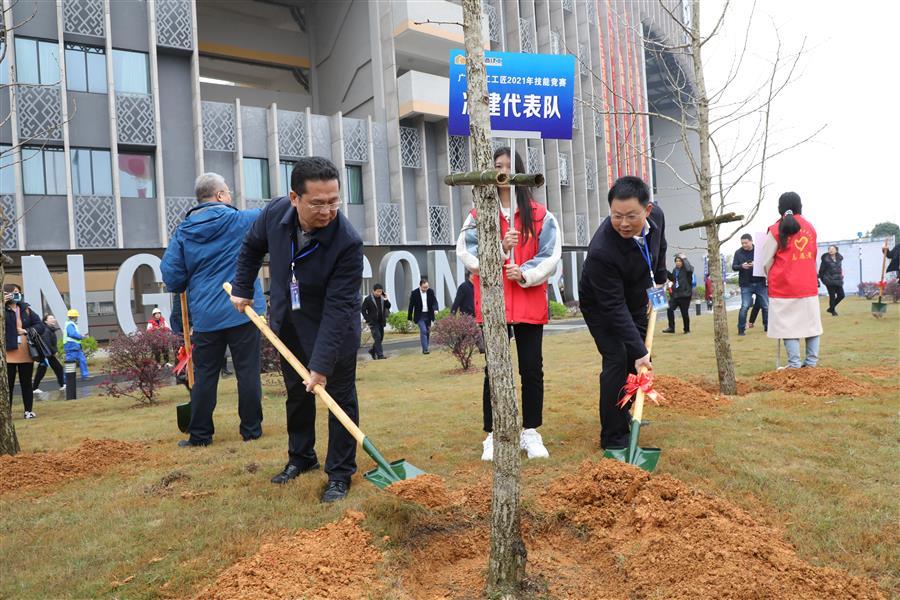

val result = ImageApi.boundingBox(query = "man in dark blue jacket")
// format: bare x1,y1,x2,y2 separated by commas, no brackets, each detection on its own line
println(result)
451,271,475,317
161,173,266,448
230,157,363,504
732,233,768,335
579,176,667,450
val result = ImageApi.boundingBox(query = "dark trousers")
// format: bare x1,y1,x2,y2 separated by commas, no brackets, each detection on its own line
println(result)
591,318,648,449
482,323,544,432
8,362,35,413
666,297,691,332
188,321,263,443
826,284,845,311
33,356,64,389
279,320,358,483
370,323,384,357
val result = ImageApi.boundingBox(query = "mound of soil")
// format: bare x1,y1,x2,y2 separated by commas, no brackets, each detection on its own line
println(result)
195,511,383,600
650,375,730,409
0,439,145,495
690,376,765,396
758,367,872,397
388,474,451,509
394,460,884,599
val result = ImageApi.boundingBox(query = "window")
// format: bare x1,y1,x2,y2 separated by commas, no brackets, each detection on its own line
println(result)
71,148,112,195
0,145,14,194
345,164,363,205
112,49,149,94
22,147,66,195
278,160,294,197
243,157,270,200
118,153,155,198
15,38,60,85
65,44,107,93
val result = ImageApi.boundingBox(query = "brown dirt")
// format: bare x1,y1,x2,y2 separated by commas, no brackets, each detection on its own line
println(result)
0,439,145,495
391,460,884,600
649,375,731,410
689,375,768,396
758,367,873,397
388,474,452,509
194,510,384,600
850,366,899,381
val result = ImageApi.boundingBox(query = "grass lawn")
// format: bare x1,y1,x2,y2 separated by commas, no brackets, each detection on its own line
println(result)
2,296,897,598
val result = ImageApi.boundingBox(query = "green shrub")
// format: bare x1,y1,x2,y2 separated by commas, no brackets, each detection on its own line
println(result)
57,335,99,361
387,311,414,334
435,307,451,321
695,284,705,300
549,300,568,320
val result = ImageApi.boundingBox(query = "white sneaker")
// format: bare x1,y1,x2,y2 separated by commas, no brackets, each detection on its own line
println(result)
59,384,66,391
520,428,549,459
24,411,36,419
481,433,493,461
33,389,48,401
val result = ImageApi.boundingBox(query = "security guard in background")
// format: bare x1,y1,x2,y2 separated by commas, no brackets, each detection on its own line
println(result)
230,156,363,504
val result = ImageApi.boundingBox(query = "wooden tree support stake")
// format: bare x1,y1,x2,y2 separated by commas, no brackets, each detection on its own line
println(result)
679,212,744,231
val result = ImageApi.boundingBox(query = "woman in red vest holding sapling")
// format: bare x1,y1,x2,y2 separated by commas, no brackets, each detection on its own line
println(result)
456,147,561,461
762,192,822,368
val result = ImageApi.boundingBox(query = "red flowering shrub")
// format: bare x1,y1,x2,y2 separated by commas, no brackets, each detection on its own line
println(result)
101,329,179,405
431,313,482,371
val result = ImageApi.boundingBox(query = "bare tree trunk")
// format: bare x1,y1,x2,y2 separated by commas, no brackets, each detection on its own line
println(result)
462,0,526,596
0,252,20,455
690,0,736,395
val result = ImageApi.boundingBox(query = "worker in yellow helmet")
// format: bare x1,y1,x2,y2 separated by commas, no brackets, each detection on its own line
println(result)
63,309,90,379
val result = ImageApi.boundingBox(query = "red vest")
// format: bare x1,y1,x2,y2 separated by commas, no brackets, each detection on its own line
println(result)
471,201,549,325
766,214,818,298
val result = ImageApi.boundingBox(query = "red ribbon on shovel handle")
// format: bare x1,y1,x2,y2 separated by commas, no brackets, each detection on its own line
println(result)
617,371,665,409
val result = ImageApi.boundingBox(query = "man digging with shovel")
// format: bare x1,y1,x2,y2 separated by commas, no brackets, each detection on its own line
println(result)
230,157,364,503
579,176,668,452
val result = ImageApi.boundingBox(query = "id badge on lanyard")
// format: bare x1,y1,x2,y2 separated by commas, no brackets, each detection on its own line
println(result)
290,239,320,311
636,231,665,311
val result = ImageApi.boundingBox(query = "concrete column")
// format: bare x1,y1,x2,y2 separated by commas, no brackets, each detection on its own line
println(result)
376,2,406,244
55,0,76,248
304,107,313,157
362,116,377,243
434,121,453,233
233,98,244,208
103,0,124,248
189,0,203,177
414,119,428,243
267,102,280,197
147,0,167,246
329,112,347,216
2,0,25,250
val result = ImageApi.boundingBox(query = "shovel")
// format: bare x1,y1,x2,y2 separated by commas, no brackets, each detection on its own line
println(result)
176,293,193,433
603,308,661,472
223,283,424,489
872,240,890,319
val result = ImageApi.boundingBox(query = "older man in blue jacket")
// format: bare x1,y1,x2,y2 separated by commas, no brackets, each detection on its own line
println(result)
161,173,266,448
230,157,363,503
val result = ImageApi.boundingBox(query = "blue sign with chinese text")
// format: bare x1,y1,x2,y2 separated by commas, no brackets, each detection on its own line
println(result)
448,50,576,140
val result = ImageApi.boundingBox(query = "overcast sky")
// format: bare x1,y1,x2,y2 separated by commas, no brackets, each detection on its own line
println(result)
698,0,899,252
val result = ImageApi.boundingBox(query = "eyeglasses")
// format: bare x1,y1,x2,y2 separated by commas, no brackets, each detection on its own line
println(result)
610,212,645,224
307,202,342,213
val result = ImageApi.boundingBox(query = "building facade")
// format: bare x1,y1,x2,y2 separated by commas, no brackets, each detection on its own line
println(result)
1,0,701,338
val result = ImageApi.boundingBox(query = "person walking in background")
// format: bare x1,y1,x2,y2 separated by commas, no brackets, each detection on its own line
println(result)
763,192,822,368
162,172,267,448
704,273,713,311
456,146,561,461
884,242,899,276
5,284,43,419
32,314,66,398
451,270,475,317
733,233,768,335
146,307,173,366
407,277,439,354
662,254,694,334
580,176,667,450
63,308,90,379
361,283,390,360
818,245,845,316
231,157,363,503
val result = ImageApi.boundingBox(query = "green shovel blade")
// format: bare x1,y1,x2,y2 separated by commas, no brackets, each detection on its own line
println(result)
361,437,426,490
603,446,661,472
176,402,191,433
872,301,888,316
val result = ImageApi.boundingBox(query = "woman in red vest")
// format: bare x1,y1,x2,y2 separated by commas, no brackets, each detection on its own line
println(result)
456,147,561,461
762,192,822,368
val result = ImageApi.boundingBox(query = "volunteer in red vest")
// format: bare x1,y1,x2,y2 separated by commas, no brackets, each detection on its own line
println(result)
146,307,172,366
456,147,561,461
761,191,822,368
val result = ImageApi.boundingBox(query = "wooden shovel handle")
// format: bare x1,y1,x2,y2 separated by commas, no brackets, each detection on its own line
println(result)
222,283,366,445
180,293,194,389
632,309,658,423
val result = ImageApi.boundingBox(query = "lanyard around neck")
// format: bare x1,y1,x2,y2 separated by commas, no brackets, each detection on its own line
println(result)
634,227,655,287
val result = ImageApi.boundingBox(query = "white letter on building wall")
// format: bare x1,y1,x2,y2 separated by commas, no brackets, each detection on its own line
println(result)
379,251,420,310
22,255,89,334
547,262,563,303
115,254,171,334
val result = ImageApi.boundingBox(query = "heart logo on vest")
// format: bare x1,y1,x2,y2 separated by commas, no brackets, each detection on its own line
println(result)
794,236,809,252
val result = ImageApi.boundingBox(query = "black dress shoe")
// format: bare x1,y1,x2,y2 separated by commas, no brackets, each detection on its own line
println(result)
662,328,675,334
368,348,377,359
271,462,320,484
178,439,211,448
377,355,386,360
242,434,261,442
321,480,350,503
